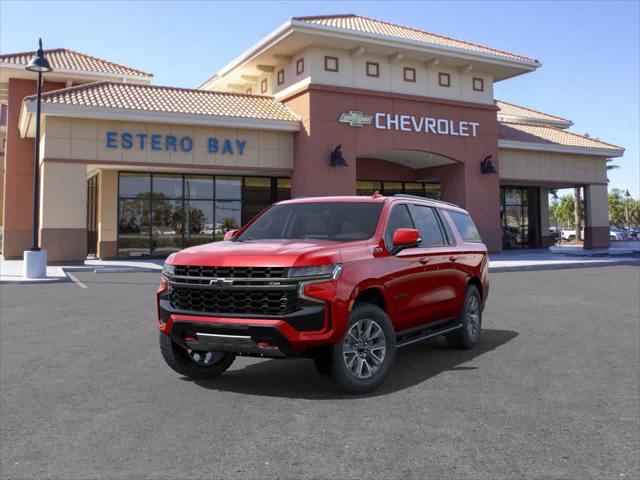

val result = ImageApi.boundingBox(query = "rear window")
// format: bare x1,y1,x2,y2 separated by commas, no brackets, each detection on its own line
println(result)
448,211,482,243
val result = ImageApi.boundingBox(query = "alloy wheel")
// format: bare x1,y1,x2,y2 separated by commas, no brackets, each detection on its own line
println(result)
343,318,387,379
466,295,481,340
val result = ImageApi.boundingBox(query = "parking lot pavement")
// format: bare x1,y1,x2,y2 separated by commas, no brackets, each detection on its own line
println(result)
1,266,638,479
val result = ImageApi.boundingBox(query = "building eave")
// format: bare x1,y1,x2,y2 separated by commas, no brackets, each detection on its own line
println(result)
497,114,573,129
498,140,624,158
0,61,153,83
199,18,540,89
19,100,301,138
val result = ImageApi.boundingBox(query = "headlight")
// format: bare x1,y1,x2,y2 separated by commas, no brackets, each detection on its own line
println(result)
162,263,176,275
288,264,342,279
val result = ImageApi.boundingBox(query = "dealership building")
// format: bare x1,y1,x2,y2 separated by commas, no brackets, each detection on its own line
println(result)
0,14,624,261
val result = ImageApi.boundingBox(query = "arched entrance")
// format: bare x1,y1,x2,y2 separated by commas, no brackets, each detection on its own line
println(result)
356,149,460,200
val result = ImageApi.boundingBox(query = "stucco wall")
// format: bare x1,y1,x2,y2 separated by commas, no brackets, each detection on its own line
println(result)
42,117,294,171
273,46,494,105
499,148,607,184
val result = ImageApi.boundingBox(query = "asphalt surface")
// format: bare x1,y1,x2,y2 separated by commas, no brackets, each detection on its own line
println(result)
1,266,639,480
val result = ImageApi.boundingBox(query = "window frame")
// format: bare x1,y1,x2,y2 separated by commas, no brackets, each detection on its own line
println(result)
296,58,304,75
403,67,416,83
472,77,484,92
260,78,268,94
438,72,451,87
408,204,447,248
324,55,339,72
277,69,284,85
366,61,380,78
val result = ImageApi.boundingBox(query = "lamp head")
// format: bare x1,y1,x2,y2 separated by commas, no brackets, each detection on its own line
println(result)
26,39,53,73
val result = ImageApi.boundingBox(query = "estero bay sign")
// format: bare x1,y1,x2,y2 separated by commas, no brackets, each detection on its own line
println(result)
339,111,480,137
105,131,248,155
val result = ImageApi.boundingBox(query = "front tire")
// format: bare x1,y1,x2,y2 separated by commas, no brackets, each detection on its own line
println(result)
446,285,482,349
159,333,236,380
329,303,396,394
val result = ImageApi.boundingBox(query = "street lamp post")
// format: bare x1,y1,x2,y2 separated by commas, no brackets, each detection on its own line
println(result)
625,189,631,230
23,39,52,279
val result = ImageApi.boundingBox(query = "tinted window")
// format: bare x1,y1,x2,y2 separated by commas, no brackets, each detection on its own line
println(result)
449,211,482,242
385,204,414,248
409,205,445,246
237,202,383,242
438,209,456,244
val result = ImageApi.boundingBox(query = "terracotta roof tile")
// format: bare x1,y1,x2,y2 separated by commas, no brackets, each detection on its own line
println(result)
499,122,623,153
293,14,538,64
27,81,299,122
0,48,152,77
496,100,571,126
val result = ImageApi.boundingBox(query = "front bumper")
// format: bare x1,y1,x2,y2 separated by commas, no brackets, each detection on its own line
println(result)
158,296,341,358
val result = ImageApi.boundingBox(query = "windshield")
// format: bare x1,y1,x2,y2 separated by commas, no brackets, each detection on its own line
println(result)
236,202,384,242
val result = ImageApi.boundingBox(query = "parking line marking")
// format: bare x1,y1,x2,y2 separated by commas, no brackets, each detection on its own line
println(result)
67,272,88,289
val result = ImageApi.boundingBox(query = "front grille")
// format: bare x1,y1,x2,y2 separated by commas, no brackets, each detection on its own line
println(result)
174,266,287,279
169,286,300,316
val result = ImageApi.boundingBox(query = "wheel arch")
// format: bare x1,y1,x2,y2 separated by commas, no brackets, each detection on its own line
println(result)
353,286,387,312
467,276,483,301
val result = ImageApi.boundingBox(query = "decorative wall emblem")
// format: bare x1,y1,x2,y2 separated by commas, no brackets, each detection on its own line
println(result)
338,111,374,127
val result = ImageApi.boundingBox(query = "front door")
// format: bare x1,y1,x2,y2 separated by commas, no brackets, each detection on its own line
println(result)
87,175,99,257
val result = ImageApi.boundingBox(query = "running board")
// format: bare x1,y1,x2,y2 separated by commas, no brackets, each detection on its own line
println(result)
396,322,463,348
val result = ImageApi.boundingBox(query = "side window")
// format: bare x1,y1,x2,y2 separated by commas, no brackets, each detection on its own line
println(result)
437,209,456,245
409,205,445,247
385,204,414,248
449,211,482,242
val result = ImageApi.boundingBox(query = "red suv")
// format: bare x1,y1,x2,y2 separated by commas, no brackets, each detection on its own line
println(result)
157,194,489,393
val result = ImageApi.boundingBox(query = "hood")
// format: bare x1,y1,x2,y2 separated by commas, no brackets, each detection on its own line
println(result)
167,239,350,267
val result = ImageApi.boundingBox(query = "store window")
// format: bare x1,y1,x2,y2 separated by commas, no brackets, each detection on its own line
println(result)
117,173,291,257
356,181,441,199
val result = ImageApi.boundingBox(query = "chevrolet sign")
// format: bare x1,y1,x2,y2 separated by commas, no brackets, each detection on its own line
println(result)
339,111,480,137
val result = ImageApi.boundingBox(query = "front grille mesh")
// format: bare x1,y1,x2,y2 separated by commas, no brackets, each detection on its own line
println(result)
169,287,299,316
174,266,287,279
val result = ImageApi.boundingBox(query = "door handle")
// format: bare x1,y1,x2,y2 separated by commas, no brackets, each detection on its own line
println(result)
449,256,459,262
419,257,431,265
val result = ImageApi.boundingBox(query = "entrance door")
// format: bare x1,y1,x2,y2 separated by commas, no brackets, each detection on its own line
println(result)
87,175,99,257
500,186,540,248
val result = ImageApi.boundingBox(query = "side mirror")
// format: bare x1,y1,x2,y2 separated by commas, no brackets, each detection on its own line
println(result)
392,228,421,251
223,229,239,241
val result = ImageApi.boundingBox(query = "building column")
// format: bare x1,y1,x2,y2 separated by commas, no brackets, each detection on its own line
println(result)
424,161,502,252
539,188,553,247
39,161,87,262
98,170,118,259
584,184,610,249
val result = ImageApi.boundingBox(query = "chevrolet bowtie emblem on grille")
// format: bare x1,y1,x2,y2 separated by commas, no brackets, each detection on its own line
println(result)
210,278,234,288
339,111,373,127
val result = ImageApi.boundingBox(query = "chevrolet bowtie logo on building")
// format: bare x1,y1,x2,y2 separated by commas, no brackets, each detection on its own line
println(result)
339,111,373,127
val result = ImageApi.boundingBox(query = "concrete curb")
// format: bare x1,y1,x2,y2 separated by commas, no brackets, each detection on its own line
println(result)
489,259,640,273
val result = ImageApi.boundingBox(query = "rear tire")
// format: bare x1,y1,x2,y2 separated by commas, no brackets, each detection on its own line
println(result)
329,303,396,394
159,333,236,380
446,285,482,349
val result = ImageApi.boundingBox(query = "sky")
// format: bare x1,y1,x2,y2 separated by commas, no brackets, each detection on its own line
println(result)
1,0,638,197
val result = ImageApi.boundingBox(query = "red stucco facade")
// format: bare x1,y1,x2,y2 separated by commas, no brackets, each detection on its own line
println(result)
283,84,502,251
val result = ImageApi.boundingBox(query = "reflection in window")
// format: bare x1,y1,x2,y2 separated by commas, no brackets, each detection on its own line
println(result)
215,200,241,240
357,181,382,196
185,200,214,247
216,176,241,199
118,198,150,257
117,174,291,257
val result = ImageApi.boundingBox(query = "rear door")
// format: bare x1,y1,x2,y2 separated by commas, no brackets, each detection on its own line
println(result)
406,204,459,324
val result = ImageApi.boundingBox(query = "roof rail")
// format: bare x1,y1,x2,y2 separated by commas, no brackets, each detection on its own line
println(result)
392,193,459,208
